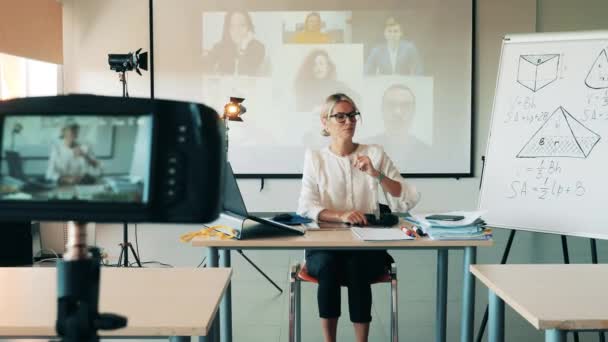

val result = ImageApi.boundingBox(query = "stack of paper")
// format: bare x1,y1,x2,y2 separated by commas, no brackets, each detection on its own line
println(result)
405,211,491,240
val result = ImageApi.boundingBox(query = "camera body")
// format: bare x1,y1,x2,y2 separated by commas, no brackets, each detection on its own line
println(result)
0,94,225,223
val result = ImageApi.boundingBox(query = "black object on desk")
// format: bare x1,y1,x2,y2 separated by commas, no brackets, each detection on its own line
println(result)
0,221,32,266
364,213,399,227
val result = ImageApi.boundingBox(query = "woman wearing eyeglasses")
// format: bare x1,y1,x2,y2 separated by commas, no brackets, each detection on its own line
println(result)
296,93,419,342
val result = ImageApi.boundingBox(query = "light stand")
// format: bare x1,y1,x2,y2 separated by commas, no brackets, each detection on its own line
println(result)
117,222,142,267
119,71,128,98
109,49,148,267
114,75,142,267
56,221,127,341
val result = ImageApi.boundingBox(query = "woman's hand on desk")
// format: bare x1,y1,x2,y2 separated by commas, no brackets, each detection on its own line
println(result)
59,175,82,185
340,210,368,226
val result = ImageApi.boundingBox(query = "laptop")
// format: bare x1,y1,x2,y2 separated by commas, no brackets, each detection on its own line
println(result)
5,151,54,191
222,163,305,239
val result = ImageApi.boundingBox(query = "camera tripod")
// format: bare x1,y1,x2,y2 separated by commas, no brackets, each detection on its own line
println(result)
116,222,142,267
56,222,127,341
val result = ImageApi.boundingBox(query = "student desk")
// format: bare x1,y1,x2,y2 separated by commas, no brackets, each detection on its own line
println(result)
470,264,608,342
192,228,493,342
0,267,231,341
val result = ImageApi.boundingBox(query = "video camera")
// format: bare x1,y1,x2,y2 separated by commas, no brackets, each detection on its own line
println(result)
0,94,225,223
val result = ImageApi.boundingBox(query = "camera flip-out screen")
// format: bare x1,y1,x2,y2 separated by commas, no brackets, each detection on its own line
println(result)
0,114,153,203
0,95,225,223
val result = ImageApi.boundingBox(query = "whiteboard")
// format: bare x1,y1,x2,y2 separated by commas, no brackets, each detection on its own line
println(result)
479,31,608,240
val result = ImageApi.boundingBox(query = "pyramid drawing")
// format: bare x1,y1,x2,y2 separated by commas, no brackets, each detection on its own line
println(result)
517,54,560,92
585,48,608,89
517,106,600,158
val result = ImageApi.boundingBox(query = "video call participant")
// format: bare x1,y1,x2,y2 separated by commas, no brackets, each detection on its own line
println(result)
203,11,266,76
297,93,419,342
290,12,331,44
366,84,431,159
45,122,101,185
364,17,423,75
294,49,360,112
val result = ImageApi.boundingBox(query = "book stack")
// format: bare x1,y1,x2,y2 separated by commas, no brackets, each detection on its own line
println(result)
405,211,492,241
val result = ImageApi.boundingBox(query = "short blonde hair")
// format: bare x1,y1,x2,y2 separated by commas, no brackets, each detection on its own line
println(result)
385,17,401,30
320,93,360,136
320,93,359,120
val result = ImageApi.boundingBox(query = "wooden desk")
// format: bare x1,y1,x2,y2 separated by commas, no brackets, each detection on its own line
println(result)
0,267,231,341
470,264,608,342
193,229,493,342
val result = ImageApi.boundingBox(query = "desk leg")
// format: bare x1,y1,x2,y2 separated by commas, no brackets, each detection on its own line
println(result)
460,246,477,342
296,277,301,342
436,249,448,342
219,249,232,342
488,289,504,342
545,329,566,342
170,337,190,342
199,247,220,342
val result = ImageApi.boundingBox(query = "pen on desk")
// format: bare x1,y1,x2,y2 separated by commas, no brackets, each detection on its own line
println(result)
411,227,421,238
401,226,416,238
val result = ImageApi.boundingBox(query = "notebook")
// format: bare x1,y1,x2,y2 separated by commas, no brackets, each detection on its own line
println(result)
351,227,413,241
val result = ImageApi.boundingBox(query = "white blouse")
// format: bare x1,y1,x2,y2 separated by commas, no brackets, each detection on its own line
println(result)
297,144,420,221
45,143,101,182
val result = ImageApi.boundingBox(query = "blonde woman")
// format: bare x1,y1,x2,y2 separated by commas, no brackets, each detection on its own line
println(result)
297,93,419,342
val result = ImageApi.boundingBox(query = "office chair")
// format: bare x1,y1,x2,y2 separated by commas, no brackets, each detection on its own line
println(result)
288,261,398,342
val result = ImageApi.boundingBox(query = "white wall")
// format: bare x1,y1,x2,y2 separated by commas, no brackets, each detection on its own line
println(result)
60,0,536,263
58,2,608,341
60,0,608,251
62,0,150,98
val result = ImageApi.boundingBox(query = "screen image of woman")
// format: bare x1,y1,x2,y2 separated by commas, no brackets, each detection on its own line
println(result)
294,49,360,112
297,93,419,342
45,122,101,185
289,12,332,44
202,11,266,76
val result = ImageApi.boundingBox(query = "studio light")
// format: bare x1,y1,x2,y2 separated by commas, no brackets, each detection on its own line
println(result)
108,48,148,75
223,97,246,122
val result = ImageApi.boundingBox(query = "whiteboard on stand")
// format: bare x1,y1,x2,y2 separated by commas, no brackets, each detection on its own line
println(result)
479,31,608,240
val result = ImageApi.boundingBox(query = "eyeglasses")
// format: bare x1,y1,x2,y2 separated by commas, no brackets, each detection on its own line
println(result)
329,111,361,124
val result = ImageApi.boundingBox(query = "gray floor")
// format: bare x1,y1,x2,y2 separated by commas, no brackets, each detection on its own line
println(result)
3,227,608,341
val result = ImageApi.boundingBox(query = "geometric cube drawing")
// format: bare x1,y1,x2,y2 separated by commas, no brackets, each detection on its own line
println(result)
517,54,560,92
585,48,608,89
517,106,600,158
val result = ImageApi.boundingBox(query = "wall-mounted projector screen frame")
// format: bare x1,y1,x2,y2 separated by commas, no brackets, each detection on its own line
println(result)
149,0,475,178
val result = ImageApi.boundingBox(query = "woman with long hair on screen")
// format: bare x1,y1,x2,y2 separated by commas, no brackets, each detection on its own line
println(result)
203,11,266,76
297,93,419,342
294,49,360,112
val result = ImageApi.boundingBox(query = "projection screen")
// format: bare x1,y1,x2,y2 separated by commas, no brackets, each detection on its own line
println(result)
153,0,473,177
